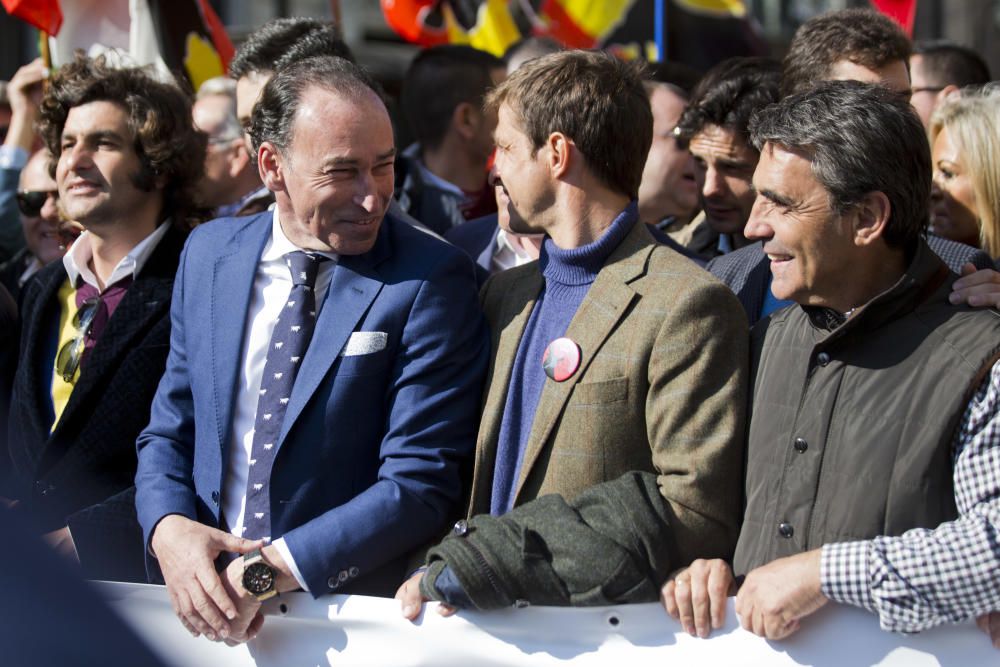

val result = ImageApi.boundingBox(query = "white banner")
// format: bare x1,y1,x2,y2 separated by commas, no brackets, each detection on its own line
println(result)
97,582,996,666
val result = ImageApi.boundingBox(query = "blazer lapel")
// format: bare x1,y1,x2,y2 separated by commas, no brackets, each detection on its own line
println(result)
513,224,653,501
476,228,498,272
468,268,542,515
211,218,271,455
16,263,71,471
277,244,386,446
49,276,170,436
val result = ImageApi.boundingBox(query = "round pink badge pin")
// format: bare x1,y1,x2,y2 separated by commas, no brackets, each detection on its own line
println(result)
542,337,581,382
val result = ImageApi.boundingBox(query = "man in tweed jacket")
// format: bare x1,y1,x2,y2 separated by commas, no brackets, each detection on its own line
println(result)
398,50,748,617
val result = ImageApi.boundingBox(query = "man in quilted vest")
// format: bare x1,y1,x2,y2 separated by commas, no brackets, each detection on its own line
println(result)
664,81,1000,645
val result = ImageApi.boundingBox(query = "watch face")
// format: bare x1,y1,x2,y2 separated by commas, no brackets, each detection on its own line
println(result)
243,561,275,596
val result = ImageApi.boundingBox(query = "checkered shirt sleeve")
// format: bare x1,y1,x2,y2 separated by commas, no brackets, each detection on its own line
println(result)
820,359,1000,633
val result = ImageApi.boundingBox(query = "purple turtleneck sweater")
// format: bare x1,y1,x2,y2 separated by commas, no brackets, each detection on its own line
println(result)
489,201,638,516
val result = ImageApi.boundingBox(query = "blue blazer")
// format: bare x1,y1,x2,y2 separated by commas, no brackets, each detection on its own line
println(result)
135,211,489,596
445,213,498,286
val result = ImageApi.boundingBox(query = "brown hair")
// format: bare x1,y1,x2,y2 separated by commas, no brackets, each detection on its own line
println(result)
485,50,651,199
782,8,911,98
38,54,209,226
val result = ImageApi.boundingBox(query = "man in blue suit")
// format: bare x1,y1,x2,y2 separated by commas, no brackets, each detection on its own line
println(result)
135,56,488,644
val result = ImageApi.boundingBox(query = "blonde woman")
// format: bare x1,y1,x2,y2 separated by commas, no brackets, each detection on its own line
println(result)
928,90,1000,258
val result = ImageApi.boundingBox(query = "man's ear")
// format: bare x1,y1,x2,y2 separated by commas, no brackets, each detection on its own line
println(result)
854,190,891,246
936,84,960,109
545,131,572,179
229,139,252,177
452,101,480,141
257,141,284,192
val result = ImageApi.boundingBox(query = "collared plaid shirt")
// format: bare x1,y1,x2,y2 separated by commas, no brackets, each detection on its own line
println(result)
820,359,1000,632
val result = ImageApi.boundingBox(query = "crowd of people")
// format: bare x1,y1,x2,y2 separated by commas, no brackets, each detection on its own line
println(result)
1,5,999,655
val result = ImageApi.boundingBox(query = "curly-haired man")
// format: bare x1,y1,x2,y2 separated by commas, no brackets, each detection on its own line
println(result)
3,54,206,582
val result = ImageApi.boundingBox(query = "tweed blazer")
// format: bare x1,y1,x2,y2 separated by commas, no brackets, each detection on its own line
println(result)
469,220,749,567
5,224,185,581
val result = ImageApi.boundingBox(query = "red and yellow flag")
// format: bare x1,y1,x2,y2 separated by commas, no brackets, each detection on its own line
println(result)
381,0,638,56
382,0,763,71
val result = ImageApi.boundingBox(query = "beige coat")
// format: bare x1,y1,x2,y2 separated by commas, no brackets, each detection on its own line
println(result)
468,221,750,566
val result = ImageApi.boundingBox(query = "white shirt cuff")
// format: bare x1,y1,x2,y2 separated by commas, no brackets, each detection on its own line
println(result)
272,537,309,593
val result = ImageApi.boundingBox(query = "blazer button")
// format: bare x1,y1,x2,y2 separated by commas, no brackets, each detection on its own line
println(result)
778,522,794,538
211,491,220,505
327,576,339,590
816,352,831,366
452,520,469,536
338,570,349,583
348,566,359,578
793,438,808,453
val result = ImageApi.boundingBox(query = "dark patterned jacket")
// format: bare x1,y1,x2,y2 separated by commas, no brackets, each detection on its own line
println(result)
4,225,185,582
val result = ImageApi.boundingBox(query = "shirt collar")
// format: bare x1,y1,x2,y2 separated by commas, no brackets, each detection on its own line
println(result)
654,215,677,231
18,256,43,286
261,208,340,264
415,161,465,197
216,185,272,218
403,143,465,197
495,228,539,261
717,233,734,255
63,221,171,290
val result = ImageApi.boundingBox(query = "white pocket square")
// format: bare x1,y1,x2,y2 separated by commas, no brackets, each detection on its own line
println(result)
340,331,387,357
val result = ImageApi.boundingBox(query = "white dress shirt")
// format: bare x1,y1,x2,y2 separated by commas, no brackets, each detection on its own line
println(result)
222,210,338,591
63,221,170,288
492,228,540,273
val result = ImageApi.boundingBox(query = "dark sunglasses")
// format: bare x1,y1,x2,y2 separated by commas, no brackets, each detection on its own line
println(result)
55,297,100,383
16,189,57,217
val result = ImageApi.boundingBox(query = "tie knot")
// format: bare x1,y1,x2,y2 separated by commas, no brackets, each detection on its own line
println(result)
286,251,326,287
